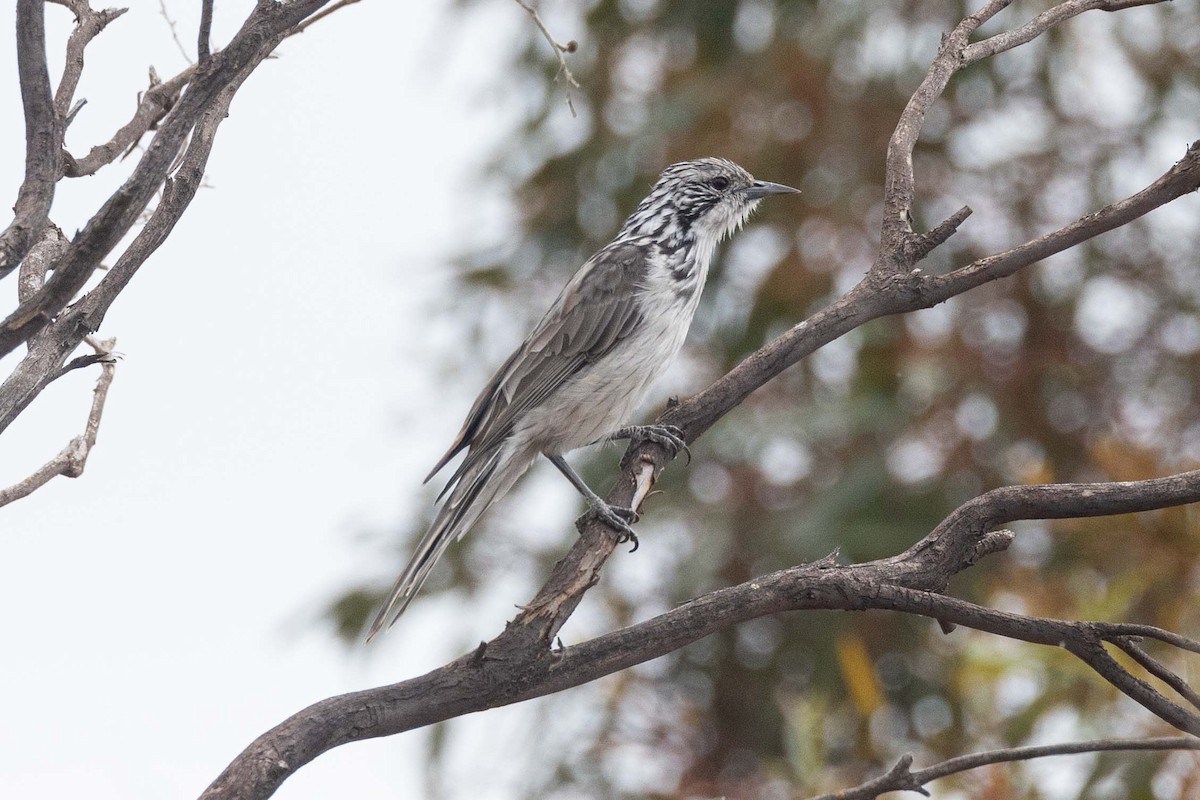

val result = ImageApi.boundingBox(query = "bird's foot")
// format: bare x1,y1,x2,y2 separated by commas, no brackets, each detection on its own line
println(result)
612,424,691,469
575,500,641,551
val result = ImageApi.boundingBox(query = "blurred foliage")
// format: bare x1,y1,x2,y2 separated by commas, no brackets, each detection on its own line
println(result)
332,0,1200,797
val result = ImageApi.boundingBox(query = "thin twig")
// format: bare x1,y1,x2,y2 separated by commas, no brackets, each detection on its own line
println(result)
928,139,1200,297
0,338,117,508
514,0,581,117
288,0,362,36
158,0,195,65
64,66,195,178
804,737,1200,800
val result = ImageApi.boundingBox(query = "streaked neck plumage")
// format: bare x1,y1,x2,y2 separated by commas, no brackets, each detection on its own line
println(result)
616,182,758,294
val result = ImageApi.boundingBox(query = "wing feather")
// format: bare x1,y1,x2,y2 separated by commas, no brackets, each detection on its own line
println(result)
426,241,649,487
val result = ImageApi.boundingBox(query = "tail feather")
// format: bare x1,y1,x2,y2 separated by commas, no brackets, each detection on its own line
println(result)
366,445,532,641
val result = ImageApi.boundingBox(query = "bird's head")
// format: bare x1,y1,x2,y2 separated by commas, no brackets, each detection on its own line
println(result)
620,157,799,246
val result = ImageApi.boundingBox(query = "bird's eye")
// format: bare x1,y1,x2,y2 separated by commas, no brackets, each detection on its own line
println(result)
709,176,730,191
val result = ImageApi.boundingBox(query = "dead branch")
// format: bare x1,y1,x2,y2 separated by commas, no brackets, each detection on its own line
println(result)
0,0,59,279
0,337,117,508
53,3,128,118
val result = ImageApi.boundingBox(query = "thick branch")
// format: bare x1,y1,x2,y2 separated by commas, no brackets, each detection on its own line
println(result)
0,0,59,279
74,49,253,334
203,469,1200,798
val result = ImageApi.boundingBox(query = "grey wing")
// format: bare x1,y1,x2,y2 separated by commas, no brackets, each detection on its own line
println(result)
425,241,649,488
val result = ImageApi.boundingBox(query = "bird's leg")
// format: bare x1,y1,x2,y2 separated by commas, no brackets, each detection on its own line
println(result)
609,424,691,469
546,454,640,549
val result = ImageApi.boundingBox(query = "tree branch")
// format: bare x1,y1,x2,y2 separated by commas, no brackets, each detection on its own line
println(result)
287,0,362,36
514,0,581,117
962,0,1164,64
0,0,60,279
927,139,1200,297
63,66,196,178
0,337,117,508
0,0,334,360
804,737,1200,800
202,466,1200,798
198,0,214,62
52,2,129,120
198,2,1200,795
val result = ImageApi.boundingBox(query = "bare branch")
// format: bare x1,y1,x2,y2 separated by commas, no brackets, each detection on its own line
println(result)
0,337,117,508
198,0,214,61
1115,638,1200,711
18,224,68,303
963,0,1171,64
75,46,257,333
54,3,129,119
928,139,1200,297
202,464,1200,799
878,0,1010,260
0,0,335,359
805,737,1200,800
514,0,581,117
877,0,1176,270
0,0,59,279
158,0,195,64
63,67,196,178
288,0,362,36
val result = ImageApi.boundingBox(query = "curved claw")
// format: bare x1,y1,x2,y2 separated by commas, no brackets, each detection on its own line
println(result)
575,501,640,551
615,424,692,468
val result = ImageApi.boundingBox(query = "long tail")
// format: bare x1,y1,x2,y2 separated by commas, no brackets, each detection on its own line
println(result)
366,444,534,641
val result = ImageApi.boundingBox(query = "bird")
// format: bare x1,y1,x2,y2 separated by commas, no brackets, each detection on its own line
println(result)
366,157,798,640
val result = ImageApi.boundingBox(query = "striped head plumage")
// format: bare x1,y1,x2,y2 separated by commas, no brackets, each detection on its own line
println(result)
618,157,799,253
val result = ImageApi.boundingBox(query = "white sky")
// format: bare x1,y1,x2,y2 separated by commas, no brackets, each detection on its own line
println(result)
0,2,548,797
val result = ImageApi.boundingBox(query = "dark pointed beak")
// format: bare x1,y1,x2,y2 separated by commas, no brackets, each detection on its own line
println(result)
742,180,800,200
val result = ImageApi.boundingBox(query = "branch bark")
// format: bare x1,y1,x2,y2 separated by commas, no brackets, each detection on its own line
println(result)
201,470,1200,799
0,0,59,279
